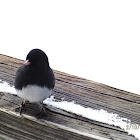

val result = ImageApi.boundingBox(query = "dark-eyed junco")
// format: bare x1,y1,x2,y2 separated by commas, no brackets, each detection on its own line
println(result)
15,49,55,115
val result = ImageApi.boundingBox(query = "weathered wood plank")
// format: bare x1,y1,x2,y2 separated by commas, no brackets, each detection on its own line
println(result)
0,108,97,140
0,54,140,140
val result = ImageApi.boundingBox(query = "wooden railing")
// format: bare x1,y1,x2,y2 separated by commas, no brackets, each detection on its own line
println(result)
0,54,140,140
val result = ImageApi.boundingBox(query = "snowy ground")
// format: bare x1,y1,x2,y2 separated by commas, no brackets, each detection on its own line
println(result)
0,80,140,140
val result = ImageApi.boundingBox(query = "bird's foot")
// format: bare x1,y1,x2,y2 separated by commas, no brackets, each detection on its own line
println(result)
19,99,26,115
36,102,46,118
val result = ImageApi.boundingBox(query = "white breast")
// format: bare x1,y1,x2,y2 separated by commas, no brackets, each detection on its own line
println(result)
16,85,52,103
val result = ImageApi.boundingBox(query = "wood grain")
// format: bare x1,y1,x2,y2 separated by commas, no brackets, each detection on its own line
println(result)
0,54,140,140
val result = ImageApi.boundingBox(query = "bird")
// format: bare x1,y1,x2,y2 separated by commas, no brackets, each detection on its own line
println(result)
14,49,55,115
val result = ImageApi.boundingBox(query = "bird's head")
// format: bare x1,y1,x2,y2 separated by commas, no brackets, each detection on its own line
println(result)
24,49,49,67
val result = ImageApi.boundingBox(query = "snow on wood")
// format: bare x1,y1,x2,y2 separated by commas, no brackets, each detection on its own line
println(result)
0,54,140,140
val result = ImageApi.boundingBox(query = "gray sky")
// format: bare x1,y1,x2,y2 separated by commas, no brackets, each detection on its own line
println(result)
0,0,140,94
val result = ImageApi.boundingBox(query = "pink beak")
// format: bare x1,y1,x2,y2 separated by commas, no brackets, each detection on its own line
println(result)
24,60,31,66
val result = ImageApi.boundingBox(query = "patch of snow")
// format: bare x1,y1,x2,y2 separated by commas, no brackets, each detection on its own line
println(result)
0,80,16,94
0,79,140,139
44,96,140,139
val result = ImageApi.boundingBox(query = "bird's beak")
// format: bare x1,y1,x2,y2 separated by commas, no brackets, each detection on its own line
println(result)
24,60,31,66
